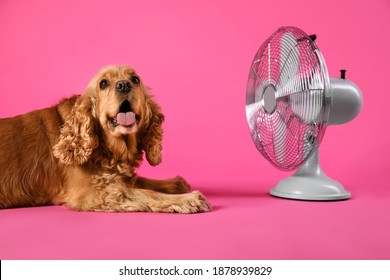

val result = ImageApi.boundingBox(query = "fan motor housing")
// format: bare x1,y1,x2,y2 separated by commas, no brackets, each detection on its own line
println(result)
328,78,363,125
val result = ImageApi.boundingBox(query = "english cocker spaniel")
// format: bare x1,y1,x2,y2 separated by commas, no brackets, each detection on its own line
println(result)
0,65,211,213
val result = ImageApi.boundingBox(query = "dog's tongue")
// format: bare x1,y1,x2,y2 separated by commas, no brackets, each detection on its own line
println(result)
116,112,136,126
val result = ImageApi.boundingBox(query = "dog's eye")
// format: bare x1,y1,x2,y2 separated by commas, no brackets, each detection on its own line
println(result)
99,79,110,90
131,76,140,85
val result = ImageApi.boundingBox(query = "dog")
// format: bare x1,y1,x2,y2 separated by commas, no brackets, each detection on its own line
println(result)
0,65,211,213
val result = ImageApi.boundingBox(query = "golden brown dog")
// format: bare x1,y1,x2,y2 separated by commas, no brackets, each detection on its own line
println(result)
0,65,211,213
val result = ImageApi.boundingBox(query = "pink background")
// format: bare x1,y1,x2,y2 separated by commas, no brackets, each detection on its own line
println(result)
1,0,389,259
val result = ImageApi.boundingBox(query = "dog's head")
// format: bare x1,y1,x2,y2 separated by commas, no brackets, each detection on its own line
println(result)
53,65,164,167
92,66,147,137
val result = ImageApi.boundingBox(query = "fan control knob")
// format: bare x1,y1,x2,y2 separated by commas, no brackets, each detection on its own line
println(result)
340,69,346,79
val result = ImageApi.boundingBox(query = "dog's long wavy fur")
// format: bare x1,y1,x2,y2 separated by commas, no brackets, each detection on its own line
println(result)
0,65,211,213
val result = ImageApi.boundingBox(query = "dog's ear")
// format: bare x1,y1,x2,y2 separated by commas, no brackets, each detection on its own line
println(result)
141,95,164,166
53,94,98,165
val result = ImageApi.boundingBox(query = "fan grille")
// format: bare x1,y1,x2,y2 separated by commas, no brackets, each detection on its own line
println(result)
246,26,330,170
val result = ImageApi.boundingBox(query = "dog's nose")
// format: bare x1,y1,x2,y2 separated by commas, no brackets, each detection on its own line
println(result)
116,80,132,94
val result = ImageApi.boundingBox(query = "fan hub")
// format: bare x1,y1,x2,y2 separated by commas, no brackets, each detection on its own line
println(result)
263,85,277,114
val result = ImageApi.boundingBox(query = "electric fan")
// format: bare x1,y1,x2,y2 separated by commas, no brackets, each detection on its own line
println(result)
246,26,363,200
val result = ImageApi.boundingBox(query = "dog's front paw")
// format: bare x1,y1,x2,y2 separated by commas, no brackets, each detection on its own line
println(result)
169,191,211,214
189,190,212,213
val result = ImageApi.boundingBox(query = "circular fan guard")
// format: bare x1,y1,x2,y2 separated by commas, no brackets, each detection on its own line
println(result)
246,26,331,170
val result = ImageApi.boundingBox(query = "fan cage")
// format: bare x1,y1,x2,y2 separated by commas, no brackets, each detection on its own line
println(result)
246,26,331,171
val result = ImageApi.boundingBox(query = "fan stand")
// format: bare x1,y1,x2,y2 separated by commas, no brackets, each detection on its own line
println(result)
269,149,351,201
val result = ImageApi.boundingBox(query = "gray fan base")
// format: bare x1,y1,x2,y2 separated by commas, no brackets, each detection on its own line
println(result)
270,150,351,201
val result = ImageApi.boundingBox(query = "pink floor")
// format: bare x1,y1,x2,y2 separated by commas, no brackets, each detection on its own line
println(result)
1,182,389,260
